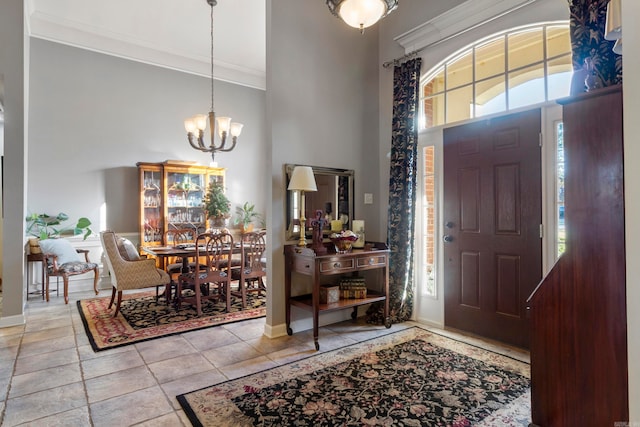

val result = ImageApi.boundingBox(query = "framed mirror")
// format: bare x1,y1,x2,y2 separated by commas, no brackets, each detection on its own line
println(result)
285,164,354,241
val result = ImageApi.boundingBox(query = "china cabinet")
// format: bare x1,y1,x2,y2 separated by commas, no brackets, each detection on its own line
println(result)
137,161,225,245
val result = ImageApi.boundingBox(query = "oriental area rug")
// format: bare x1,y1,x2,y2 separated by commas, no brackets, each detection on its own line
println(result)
77,291,265,352
178,327,531,427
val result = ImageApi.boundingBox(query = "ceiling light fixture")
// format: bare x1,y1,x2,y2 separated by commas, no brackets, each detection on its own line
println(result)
184,0,243,162
326,0,398,34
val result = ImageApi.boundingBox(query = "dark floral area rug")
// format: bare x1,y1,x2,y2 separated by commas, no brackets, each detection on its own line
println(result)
77,291,265,351
178,327,531,427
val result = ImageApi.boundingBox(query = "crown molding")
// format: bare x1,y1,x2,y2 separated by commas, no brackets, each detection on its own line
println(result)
394,0,539,53
27,9,266,91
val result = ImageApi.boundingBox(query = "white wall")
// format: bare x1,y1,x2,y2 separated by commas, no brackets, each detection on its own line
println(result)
27,38,266,236
267,0,379,336
623,0,639,420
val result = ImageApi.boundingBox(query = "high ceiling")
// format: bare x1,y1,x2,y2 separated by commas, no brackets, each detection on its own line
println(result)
26,0,266,90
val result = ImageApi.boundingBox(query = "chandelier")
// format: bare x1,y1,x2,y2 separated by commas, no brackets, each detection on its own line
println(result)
326,0,398,34
184,0,243,162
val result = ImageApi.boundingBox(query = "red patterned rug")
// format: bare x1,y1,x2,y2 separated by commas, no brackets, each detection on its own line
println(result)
77,291,265,351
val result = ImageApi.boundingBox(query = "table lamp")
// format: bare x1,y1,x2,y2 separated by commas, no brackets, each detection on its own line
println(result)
288,166,318,246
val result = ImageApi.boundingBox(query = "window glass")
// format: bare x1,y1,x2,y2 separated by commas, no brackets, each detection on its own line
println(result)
508,63,545,110
547,54,572,100
446,85,473,123
475,75,506,117
422,146,436,297
420,23,569,129
424,68,445,95
556,122,565,257
508,28,543,71
446,50,473,89
547,26,571,58
424,94,445,128
475,37,505,81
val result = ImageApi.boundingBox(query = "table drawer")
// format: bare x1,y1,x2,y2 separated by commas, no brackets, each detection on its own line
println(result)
293,257,313,274
319,258,355,273
356,254,387,268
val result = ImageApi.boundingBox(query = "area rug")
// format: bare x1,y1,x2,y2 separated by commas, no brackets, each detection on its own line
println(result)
77,291,265,352
178,327,531,427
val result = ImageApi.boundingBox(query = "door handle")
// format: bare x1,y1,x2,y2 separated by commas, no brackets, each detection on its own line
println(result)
445,221,454,229
443,235,453,243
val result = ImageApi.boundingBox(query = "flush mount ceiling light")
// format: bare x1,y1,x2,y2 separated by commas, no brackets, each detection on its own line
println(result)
184,0,243,162
326,0,398,33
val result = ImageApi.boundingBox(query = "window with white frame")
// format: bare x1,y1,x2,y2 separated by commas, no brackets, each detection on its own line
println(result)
420,146,437,297
420,23,571,129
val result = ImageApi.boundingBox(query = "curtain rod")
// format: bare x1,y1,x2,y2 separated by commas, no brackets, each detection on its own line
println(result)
382,0,537,68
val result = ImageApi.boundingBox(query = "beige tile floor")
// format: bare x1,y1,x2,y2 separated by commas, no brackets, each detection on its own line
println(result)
0,289,529,426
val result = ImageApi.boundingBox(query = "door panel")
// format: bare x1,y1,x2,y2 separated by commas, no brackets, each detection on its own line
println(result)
443,109,542,349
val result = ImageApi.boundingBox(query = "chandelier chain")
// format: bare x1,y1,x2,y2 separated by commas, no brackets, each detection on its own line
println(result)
210,2,215,113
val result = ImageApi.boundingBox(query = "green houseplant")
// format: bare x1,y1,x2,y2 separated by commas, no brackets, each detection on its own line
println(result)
25,212,93,240
233,202,262,233
203,183,231,227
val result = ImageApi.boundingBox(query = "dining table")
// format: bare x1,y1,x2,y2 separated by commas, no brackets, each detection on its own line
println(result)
141,242,245,304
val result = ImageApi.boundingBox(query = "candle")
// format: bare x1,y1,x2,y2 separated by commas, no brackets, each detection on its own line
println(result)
352,220,365,248
331,220,343,233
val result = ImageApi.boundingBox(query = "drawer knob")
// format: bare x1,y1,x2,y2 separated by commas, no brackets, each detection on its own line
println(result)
333,262,341,268
369,258,375,265
305,264,310,269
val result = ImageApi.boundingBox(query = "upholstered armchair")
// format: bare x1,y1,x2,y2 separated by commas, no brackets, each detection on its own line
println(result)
100,230,170,316
40,238,99,304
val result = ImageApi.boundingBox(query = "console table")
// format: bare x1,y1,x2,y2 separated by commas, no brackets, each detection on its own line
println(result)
284,243,390,350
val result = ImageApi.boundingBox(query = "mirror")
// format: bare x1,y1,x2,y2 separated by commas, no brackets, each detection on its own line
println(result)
285,164,354,241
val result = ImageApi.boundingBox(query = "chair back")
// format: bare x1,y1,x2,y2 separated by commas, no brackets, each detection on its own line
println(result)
241,231,267,277
195,231,234,283
164,229,193,247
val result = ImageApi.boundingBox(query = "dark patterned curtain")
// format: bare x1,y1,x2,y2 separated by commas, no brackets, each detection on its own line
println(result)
568,0,622,91
367,58,421,325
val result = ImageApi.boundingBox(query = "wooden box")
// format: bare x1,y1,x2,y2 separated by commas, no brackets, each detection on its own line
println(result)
320,285,340,304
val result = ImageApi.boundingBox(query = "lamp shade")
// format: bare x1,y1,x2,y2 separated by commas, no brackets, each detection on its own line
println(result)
288,166,318,192
604,0,621,41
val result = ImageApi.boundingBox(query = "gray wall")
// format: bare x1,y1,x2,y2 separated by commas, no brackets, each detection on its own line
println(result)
267,0,380,331
0,0,27,321
27,38,266,235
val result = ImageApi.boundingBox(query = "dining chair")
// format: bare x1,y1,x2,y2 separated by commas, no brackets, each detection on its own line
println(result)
176,232,233,316
163,229,192,279
232,231,267,309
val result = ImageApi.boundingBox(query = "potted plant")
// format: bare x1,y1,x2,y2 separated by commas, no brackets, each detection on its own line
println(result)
25,212,93,240
203,183,231,227
234,202,262,233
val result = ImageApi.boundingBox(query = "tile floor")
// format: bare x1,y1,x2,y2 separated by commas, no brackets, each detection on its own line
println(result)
0,289,529,426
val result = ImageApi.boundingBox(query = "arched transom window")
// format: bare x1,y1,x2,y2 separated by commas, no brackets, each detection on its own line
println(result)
421,22,571,129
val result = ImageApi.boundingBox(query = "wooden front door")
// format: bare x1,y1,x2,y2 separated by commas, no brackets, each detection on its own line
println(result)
443,109,542,349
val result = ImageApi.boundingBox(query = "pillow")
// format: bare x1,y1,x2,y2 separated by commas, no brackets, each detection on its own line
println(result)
39,238,83,265
117,236,141,261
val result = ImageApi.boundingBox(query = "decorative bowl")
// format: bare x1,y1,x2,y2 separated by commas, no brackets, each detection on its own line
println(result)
330,231,358,254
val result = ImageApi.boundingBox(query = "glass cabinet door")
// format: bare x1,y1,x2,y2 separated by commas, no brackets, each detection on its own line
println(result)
166,169,208,236
140,166,164,244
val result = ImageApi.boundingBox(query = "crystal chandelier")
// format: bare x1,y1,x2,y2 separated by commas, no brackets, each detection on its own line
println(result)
184,0,243,161
326,0,398,34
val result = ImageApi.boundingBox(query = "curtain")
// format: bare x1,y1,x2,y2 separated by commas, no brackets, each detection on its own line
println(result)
568,0,622,90
367,58,421,325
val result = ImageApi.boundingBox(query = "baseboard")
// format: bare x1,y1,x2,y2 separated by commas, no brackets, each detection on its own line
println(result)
0,314,26,328
414,316,444,329
264,322,288,339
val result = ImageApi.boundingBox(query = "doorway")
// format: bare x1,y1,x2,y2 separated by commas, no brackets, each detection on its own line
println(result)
442,109,542,349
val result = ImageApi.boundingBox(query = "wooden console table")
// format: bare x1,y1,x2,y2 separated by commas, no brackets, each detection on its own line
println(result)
284,243,390,350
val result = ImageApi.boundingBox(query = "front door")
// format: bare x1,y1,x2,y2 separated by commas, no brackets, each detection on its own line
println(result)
443,109,542,349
